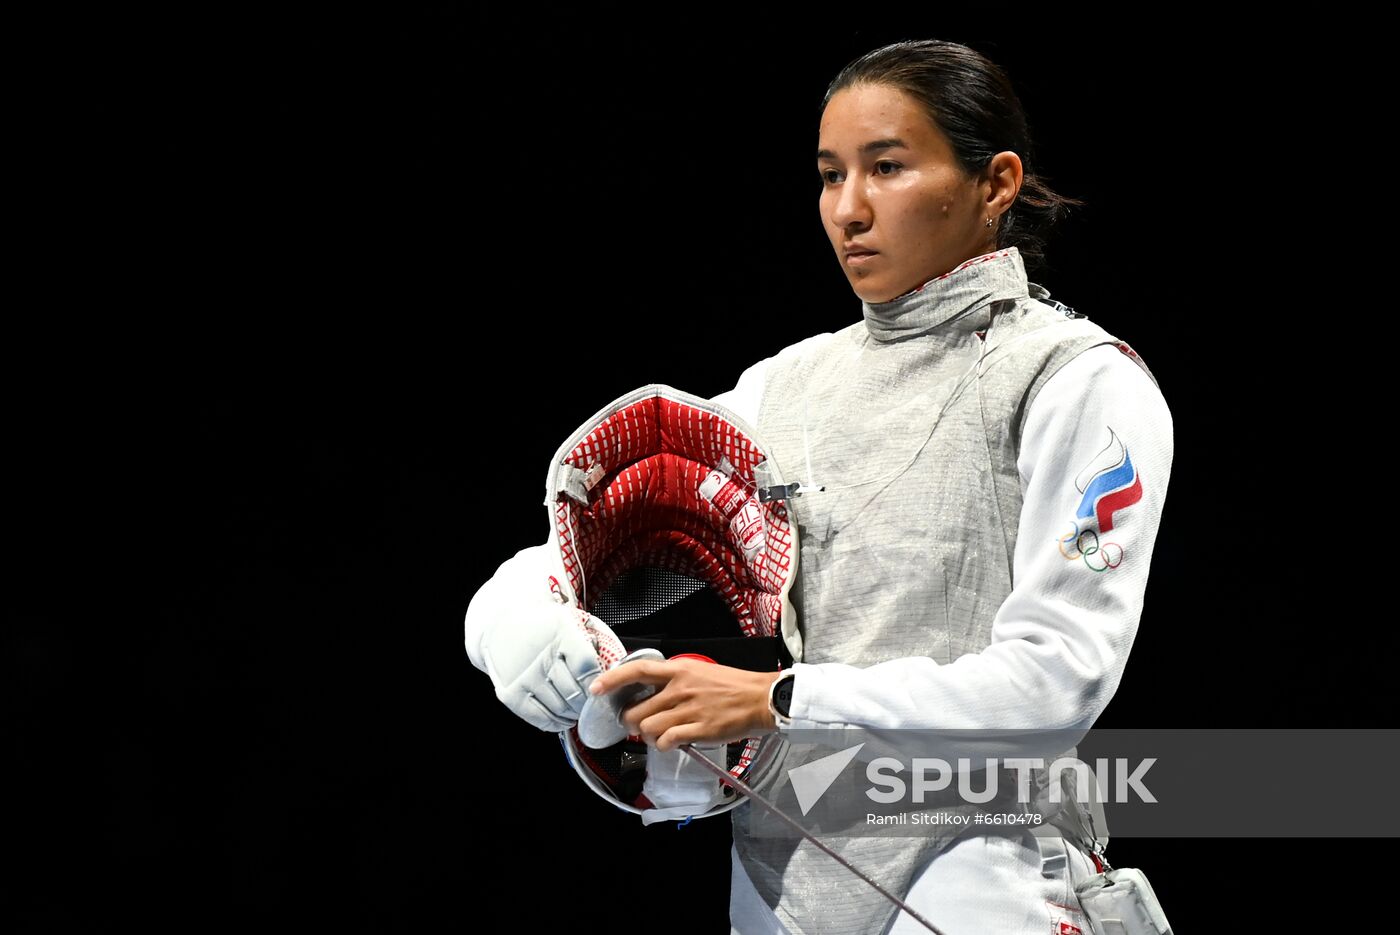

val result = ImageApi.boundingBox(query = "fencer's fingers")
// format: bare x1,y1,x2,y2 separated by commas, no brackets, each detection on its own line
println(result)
520,644,588,724
589,659,676,695
545,648,597,718
618,684,677,734
635,707,685,747
654,721,706,753
510,689,572,733
522,672,574,725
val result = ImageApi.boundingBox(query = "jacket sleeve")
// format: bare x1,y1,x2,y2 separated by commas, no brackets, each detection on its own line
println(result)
709,356,769,426
782,343,1174,731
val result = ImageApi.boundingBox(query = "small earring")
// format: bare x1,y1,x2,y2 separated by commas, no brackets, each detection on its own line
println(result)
985,217,995,228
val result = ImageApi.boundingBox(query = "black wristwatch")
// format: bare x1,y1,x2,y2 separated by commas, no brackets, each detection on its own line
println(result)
768,669,796,729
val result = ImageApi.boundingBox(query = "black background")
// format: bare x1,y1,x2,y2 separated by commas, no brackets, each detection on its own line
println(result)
10,11,1387,932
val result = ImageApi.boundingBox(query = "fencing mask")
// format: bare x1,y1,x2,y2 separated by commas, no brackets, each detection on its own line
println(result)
542,384,801,824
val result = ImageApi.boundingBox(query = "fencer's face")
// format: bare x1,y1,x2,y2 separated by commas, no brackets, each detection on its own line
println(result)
817,84,994,304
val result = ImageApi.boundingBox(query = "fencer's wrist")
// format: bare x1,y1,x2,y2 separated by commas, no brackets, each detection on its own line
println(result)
756,670,781,733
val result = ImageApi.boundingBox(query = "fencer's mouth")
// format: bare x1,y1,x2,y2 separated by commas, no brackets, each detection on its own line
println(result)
846,251,878,266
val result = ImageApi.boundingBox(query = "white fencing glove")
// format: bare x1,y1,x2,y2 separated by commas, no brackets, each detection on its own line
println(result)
477,602,626,732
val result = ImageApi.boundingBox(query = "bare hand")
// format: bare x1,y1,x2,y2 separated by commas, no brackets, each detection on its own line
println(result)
588,658,782,752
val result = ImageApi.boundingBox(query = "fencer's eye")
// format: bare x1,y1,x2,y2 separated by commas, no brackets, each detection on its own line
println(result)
875,161,901,176
820,169,840,185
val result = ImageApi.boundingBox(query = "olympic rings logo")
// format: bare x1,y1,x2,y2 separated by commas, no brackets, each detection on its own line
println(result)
1056,522,1124,573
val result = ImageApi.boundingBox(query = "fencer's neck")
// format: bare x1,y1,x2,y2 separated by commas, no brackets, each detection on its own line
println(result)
859,247,1032,344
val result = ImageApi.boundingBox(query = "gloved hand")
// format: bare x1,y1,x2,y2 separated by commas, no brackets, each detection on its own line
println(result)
478,602,625,732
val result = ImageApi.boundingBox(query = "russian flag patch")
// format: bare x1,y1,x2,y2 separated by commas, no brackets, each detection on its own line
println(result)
1073,427,1143,533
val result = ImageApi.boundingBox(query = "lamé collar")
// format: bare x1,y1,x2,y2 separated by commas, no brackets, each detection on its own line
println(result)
860,246,1032,344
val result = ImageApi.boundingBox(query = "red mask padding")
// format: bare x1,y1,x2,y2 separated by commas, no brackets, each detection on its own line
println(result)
553,396,794,639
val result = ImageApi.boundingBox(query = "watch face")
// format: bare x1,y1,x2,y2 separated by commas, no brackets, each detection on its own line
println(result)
775,676,794,716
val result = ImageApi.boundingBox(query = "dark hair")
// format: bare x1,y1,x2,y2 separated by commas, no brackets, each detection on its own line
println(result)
822,39,1082,277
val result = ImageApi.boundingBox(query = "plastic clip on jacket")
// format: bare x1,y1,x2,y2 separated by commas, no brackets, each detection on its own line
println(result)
758,482,825,503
